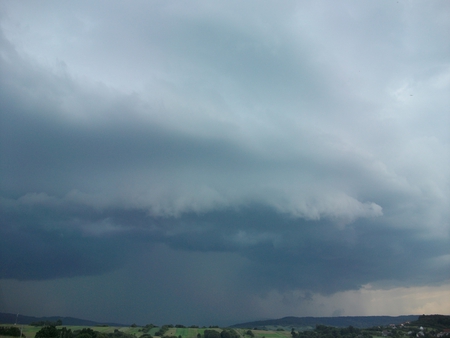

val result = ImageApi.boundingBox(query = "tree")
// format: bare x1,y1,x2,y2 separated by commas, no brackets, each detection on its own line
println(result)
0,326,22,337
221,330,239,338
35,326,59,338
204,330,221,338
60,327,73,338
76,328,97,338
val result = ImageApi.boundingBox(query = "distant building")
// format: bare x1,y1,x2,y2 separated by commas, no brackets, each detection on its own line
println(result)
437,329,450,338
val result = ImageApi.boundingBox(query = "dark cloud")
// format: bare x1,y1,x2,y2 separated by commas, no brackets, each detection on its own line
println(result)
2,198,448,294
1,0,449,325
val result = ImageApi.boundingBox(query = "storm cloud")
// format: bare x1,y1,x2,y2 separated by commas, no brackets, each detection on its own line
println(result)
1,0,449,326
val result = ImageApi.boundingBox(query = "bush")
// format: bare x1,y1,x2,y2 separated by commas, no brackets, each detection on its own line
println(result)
204,330,221,338
35,326,60,338
0,326,22,337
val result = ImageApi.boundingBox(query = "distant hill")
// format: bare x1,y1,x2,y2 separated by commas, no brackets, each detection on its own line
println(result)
231,315,419,329
0,312,127,327
411,315,450,329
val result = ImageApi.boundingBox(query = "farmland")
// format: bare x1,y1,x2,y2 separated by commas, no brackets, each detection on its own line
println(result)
0,325,292,338
1,315,449,338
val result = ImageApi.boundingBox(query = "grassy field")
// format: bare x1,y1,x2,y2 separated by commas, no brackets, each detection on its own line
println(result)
0,324,298,338
0,325,141,338
0,325,293,338
247,330,292,338
0,326,388,338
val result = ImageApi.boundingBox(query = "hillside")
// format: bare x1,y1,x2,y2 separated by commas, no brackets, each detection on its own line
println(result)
1,316,449,338
0,313,125,327
411,315,450,329
231,315,420,329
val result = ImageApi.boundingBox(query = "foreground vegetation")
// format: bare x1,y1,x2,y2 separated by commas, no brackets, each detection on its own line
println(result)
1,315,448,338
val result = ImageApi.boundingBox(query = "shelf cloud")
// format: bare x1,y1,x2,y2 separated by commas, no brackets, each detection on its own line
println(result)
1,0,449,326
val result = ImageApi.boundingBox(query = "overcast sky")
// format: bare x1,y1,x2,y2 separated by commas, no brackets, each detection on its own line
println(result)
0,0,449,327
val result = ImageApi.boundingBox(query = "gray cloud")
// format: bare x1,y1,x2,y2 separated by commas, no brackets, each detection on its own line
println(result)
0,0,449,325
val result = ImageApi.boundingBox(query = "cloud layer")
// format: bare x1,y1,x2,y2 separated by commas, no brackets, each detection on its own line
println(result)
1,0,449,325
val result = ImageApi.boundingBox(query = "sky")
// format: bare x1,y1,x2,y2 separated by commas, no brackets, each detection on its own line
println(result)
0,0,449,327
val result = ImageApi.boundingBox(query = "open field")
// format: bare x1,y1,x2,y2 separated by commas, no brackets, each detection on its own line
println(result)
157,328,292,338
0,325,293,338
2,314,448,338
165,328,209,338
1,325,141,338
247,330,292,338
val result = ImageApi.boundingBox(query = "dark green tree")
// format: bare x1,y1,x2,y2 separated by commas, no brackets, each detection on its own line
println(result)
35,326,59,338
204,330,221,338
60,327,73,338
76,328,97,338
0,326,22,337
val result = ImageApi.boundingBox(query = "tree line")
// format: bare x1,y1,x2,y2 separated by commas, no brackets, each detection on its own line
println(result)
291,325,374,338
30,320,63,327
0,326,25,337
34,327,136,338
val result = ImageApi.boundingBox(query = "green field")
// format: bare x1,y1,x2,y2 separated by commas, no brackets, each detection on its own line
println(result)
1,323,440,338
0,326,294,338
248,331,291,338
1,325,142,338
